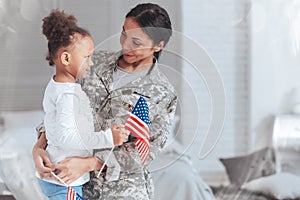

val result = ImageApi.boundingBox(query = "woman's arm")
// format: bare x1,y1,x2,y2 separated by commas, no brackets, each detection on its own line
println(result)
32,132,54,178
146,94,178,165
32,132,104,183
54,156,104,184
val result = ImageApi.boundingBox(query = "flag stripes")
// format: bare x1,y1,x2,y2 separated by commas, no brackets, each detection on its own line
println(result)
126,114,149,139
125,122,149,143
67,186,76,200
124,96,150,166
135,139,149,165
50,172,82,200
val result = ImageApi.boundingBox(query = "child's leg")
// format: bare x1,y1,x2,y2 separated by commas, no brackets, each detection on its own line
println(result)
37,178,83,200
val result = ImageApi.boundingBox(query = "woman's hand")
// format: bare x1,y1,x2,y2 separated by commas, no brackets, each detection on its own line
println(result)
53,156,103,184
32,147,54,178
32,132,54,178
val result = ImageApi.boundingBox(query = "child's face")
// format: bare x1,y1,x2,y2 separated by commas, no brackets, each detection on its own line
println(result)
69,36,94,79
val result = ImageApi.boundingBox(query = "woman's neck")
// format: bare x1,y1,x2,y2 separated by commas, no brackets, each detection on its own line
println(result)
118,56,154,73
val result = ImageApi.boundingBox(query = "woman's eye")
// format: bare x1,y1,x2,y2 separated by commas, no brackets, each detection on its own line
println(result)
133,41,142,46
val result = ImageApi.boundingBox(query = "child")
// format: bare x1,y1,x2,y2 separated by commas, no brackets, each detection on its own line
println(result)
36,9,126,200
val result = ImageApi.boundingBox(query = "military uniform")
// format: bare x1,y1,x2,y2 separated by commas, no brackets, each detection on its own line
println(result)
80,51,177,200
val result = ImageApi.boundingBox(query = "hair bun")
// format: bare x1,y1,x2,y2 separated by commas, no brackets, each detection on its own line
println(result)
42,9,77,43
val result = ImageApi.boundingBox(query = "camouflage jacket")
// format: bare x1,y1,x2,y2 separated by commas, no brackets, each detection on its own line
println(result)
81,51,177,200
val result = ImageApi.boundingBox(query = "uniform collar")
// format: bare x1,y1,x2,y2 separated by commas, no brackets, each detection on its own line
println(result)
94,51,159,84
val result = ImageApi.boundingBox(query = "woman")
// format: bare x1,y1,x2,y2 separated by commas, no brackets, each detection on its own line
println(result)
33,3,177,199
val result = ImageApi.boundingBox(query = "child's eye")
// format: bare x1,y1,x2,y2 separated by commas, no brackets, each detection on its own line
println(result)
84,54,93,62
85,54,93,59
121,31,126,37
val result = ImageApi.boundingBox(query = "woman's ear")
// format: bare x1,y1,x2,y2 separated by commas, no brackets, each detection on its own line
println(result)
60,51,71,65
154,41,165,52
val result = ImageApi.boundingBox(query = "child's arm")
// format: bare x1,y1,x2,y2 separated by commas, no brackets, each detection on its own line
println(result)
54,92,121,150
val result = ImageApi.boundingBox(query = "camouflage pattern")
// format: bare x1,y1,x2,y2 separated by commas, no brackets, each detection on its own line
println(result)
81,51,178,200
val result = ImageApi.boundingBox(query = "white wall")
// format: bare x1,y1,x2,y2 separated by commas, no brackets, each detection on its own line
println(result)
181,0,249,177
0,1,55,111
250,0,300,149
180,0,300,178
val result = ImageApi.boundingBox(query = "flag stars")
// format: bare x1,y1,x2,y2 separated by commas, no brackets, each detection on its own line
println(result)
131,97,150,126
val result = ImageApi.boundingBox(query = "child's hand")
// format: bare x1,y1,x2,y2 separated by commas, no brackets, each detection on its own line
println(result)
111,124,128,146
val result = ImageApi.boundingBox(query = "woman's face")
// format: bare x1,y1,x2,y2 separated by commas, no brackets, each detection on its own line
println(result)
120,17,162,66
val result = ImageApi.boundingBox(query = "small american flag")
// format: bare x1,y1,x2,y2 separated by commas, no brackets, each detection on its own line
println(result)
50,172,83,200
125,96,150,165
67,186,76,200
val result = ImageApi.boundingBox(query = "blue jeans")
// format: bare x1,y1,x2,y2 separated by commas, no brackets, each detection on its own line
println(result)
37,178,83,200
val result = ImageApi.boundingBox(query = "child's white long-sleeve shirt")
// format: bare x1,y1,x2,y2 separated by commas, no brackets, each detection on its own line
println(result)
41,78,114,186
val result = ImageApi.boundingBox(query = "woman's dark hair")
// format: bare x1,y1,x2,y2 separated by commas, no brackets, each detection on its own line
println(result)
42,9,90,66
126,3,172,60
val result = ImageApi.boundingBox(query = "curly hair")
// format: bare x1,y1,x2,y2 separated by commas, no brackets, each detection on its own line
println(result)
42,9,90,66
126,3,172,60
